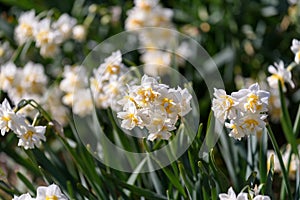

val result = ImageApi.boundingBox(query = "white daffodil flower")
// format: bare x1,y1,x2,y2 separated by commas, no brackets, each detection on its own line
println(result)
0,99,25,136
212,88,238,122
267,60,295,92
16,124,46,150
12,193,34,200
36,184,68,200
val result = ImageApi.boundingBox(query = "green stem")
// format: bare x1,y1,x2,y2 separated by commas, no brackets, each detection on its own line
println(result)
266,124,292,199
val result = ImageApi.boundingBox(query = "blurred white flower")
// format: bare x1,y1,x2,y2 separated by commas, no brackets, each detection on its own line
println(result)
52,14,77,41
12,193,34,200
36,184,68,200
42,86,69,126
267,60,294,92
72,25,87,42
15,10,38,45
90,51,133,111
0,62,17,91
268,144,300,180
34,18,61,58
212,88,238,123
22,62,48,94
60,65,88,107
141,50,171,76
219,187,248,200
0,99,25,136
72,89,94,117
291,39,300,63
0,61,48,104
253,195,271,200
134,0,159,10
16,124,46,150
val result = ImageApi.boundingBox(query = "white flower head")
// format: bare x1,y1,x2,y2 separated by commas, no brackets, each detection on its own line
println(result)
72,25,86,42
212,88,238,122
0,61,18,91
15,10,38,45
22,62,48,94
253,195,271,200
232,83,270,113
0,99,25,136
117,74,192,141
117,102,142,130
52,13,77,41
12,193,34,200
36,184,68,200
60,65,88,94
290,39,300,64
72,89,94,117
225,113,267,140
219,187,248,200
34,18,59,47
267,60,295,91
134,0,159,10
141,50,171,76
16,124,46,150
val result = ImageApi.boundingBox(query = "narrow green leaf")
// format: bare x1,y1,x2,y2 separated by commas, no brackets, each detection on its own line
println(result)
278,81,298,156
259,128,268,184
265,154,274,196
161,167,187,198
208,149,229,191
293,104,300,137
16,172,35,194
178,161,193,194
267,124,292,199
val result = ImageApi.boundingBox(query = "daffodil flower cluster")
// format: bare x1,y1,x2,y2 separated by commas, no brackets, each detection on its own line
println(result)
219,187,271,200
0,62,69,126
90,50,135,111
117,75,192,141
13,183,68,200
59,65,93,117
60,51,134,117
0,99,46,150
125,0,191,76
15,10,86,58
212,83,270,140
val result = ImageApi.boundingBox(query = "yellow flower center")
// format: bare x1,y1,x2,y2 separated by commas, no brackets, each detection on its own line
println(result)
244,119,259,130
131,19,144,27
20,23,33,36
24,130,34,140
271,74,284,86
1,115,10,122
162,98,174,113
106,64,120,75
137,88,158,105
46,195,58,200
127,113,139,124
140,2,151,11
36,30,50,45
245,93,261,111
